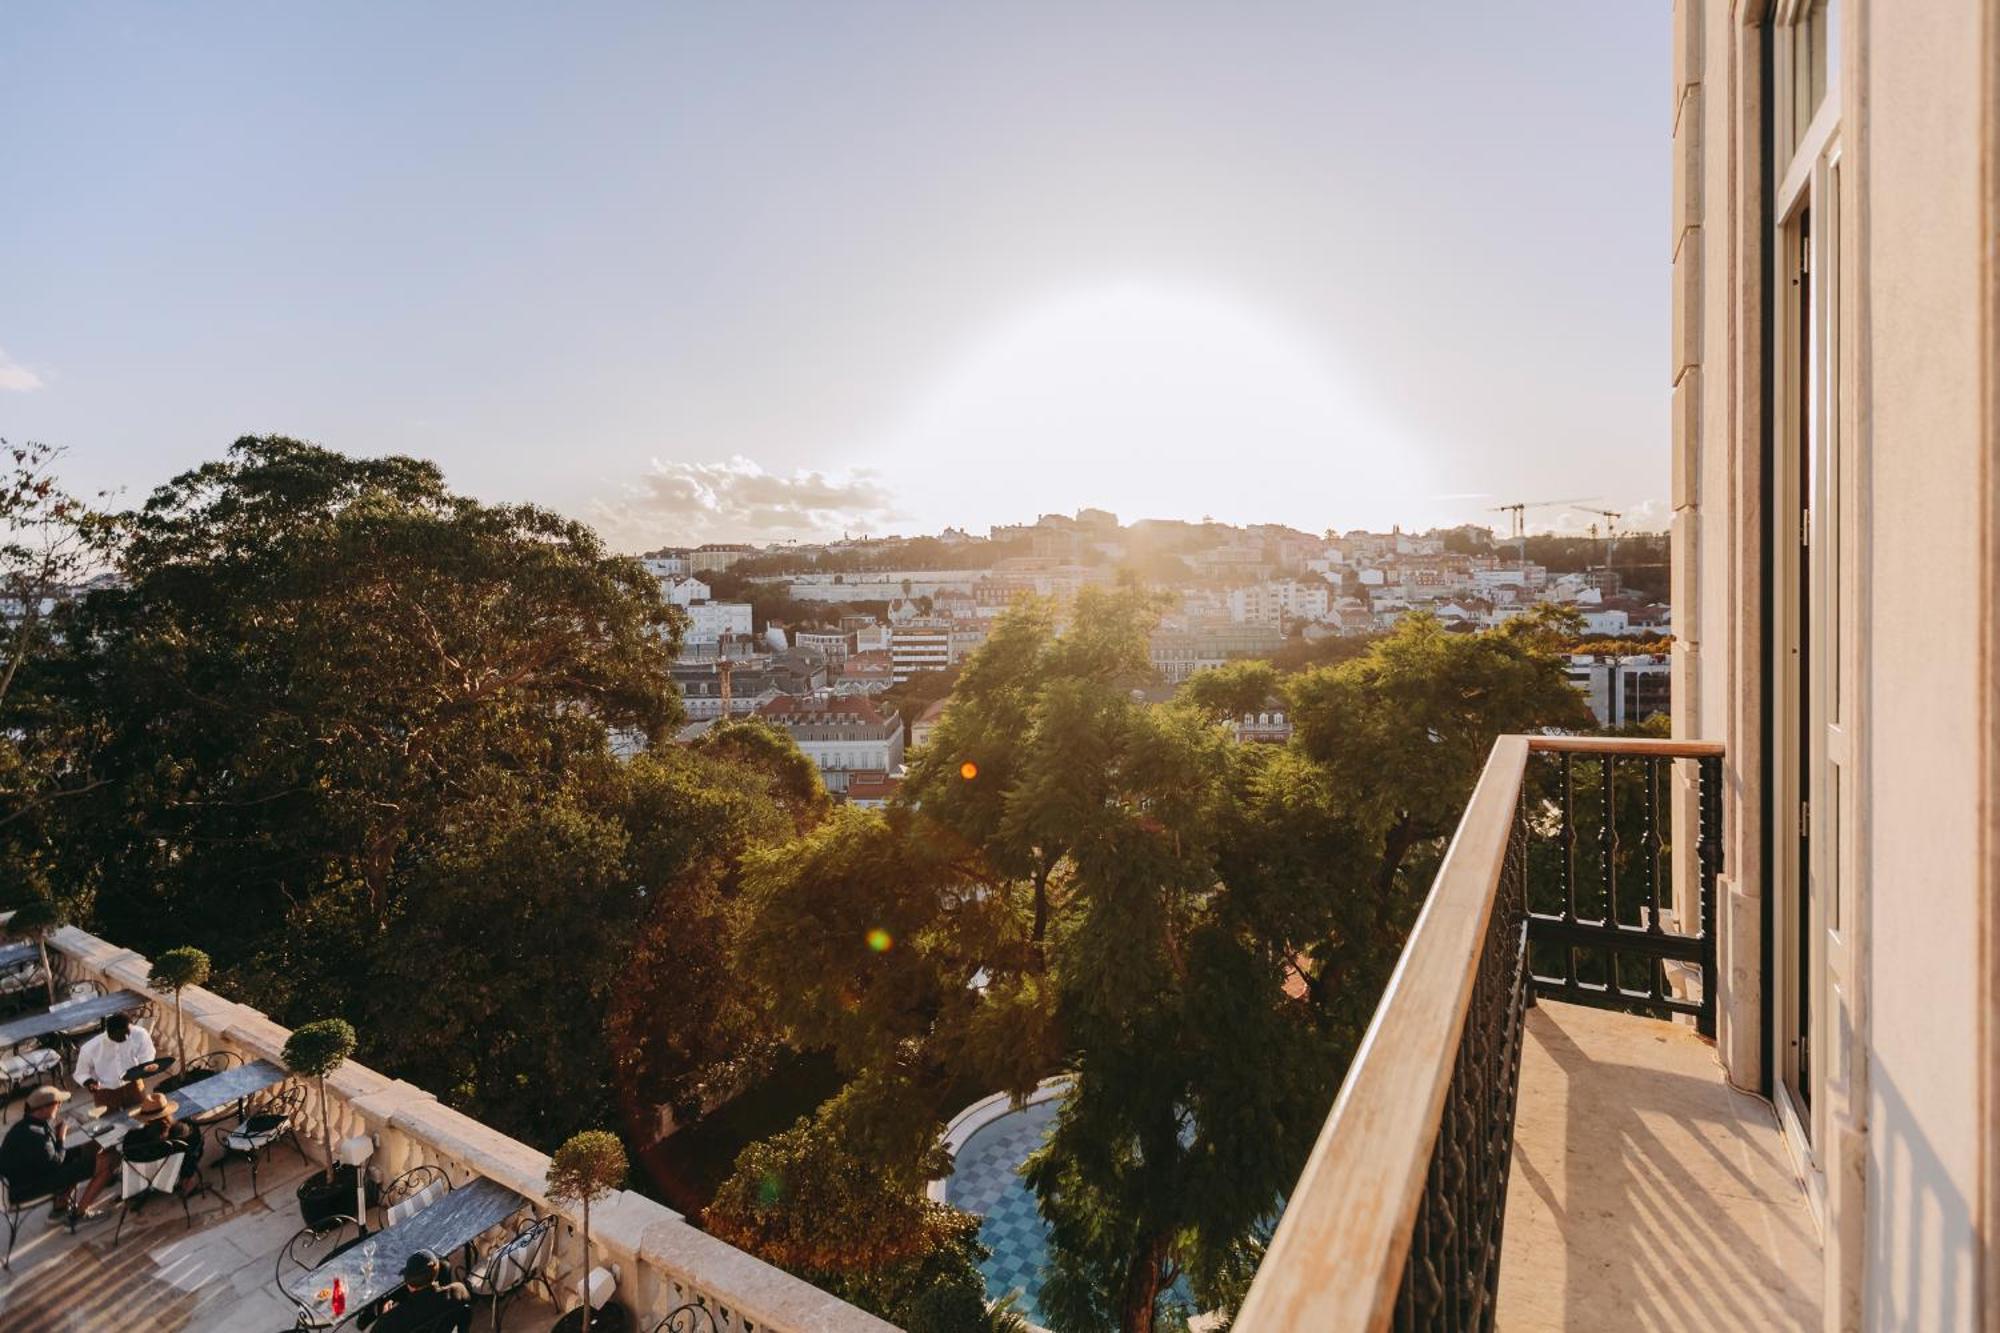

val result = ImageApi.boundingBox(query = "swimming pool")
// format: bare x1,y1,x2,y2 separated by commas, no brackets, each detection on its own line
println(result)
942,1097,1061,1322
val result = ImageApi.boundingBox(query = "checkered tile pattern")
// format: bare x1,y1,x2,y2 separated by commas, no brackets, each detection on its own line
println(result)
944,1100,1059,1323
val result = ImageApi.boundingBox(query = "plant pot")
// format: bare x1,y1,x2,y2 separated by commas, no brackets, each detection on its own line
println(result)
552,1302,630,1333
296,1163,377,1227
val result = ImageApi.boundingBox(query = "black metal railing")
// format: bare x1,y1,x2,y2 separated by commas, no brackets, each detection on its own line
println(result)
1393,785,1530,1330
1522,739,1721,1038
1236,734,1726,1333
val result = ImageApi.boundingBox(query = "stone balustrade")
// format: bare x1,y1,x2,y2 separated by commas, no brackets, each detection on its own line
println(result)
46,925,899,1333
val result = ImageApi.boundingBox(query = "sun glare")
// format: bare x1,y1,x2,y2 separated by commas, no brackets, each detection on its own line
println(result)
873,281,1433,533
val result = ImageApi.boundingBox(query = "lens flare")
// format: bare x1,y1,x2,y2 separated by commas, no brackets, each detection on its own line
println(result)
960,761,978,780
866,928,893,953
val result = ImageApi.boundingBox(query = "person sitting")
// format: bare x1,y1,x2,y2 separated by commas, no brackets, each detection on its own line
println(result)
119,1093,201,1198
358,1249,473,1333
73,1014,156,1110
0,1086,115,1223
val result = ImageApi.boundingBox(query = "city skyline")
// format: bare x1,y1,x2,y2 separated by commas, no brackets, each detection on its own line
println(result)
4,4,1668,549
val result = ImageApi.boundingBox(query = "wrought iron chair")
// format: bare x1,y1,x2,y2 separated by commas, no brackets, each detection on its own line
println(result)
0,1040,65,1107
213,1082,308,1196
158,1047,241,1096
49,984,105,1041
276,1213,362,1330
466,1213,559,1332
112,1137,204,1246
1,1169,75,1271
653,1303,721,1333
378,1162,453,1228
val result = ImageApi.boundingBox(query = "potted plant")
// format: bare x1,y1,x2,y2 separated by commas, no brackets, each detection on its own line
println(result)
147,946,210,1067
546,1130,628,1333
283,1017,358,1225
9,896,65,1009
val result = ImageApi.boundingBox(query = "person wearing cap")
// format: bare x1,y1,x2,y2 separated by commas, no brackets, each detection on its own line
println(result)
0,1086,116,1223
73,1013,156,1108
357,1249,473,1333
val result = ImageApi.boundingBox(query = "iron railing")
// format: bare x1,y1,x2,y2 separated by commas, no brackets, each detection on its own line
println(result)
1234,735,1724,1333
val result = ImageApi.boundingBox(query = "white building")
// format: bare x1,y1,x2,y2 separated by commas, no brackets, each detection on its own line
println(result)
756,695,904,795
682,601,753,644
662,576,712,607
890,625,951,682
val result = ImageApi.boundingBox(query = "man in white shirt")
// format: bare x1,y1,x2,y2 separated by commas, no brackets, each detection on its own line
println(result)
73,1014,156,1109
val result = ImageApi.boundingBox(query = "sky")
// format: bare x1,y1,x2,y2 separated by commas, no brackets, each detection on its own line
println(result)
1,3,1669,551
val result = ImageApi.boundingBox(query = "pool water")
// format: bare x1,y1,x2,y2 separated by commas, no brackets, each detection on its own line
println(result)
942,1098,1194,1328
943,1099,1061,1322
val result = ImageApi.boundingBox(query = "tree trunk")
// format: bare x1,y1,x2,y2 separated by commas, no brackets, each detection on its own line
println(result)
174,993,185,1067
36,939,53,1009
317,1078,334,1184
1118,1236,1164,1333
580,1198,593,1333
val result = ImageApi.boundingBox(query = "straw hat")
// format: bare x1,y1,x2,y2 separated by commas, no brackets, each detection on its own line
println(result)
134,1092,179,1124
26,1086,70,1110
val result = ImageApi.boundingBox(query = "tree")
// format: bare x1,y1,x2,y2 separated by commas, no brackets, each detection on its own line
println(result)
706,1108,1017,1333
38,437,684,1148
148,946,211,1066
547,1130,628,1333
282,1018,357,1187
0,441,113,902
1174,659,1278,720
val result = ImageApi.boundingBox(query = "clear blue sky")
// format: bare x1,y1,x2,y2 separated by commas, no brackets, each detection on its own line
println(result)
1,3,1668,549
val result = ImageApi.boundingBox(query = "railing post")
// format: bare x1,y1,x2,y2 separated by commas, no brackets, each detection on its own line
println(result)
1696,755,1722,1040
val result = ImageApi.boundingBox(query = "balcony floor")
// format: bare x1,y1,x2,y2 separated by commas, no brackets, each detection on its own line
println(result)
1496,1001,1822,1331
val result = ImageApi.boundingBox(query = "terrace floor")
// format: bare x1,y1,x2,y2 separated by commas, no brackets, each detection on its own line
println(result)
1496,1001,1823,1331
0,1151,564,1333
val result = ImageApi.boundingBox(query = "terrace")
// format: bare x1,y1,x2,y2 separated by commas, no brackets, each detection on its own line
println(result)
0,928,896,1333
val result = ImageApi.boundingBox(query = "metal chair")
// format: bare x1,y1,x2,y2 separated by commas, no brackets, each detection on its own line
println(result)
378,1162,453,1228
158,1047,241,1094
1,1167,79,1271
112,1137,204,1246
276,1213,362,1330
466,1213,559,1332
213,1082,308,1195
653,1304,720,1333
0,1041,65,1105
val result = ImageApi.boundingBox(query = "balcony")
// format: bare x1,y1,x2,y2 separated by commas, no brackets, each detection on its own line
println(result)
1236,736,1822,1332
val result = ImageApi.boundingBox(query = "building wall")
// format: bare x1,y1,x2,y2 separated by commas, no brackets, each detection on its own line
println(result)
1678,3,2000,1327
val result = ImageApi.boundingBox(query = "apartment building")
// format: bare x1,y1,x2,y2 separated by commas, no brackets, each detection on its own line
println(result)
756,695,904,795
682,600,753,644
1238,7,2000,1330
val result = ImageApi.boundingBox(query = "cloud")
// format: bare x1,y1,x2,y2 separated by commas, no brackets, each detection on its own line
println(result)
595,455,903,548
0,348,44,393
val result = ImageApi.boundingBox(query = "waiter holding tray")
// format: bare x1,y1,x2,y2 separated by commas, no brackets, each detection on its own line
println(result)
73,1014,166,1110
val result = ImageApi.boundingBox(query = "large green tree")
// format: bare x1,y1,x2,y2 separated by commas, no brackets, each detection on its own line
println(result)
43,437,691,1142
736,598,1592,1331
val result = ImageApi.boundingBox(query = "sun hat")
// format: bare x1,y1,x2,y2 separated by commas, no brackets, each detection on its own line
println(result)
134,1092,179,1124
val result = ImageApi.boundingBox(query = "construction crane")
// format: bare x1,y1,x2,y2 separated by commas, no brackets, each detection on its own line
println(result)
1572,506,1625,571
1489,498,1597,566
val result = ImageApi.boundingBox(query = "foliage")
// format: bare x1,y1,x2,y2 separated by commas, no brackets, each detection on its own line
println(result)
28,437,695,1147
0,440,114,906
149,946,211,993
7,895,63,938
1174,660,1278,719
283,1018,356,1078
546,1129,628,1206
737,596,1592,1331
706,1110,1010,1331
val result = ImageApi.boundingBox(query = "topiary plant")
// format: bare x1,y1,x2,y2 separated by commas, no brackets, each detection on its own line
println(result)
282,1018,357,1185
148,946,211,1067
546,1129,628,1333
9,896,66,1008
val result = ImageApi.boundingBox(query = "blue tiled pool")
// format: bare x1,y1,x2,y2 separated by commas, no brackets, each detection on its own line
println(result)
943,1099,1060,1322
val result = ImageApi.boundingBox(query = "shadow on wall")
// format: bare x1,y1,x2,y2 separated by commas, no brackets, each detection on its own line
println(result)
1868,1056,1974,1330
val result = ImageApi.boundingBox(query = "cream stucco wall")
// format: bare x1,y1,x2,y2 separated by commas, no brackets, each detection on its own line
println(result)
1677,3,1998,1330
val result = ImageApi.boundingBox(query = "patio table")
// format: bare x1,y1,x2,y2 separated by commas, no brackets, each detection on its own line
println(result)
0,990,145,1051
283,1176,528,1327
